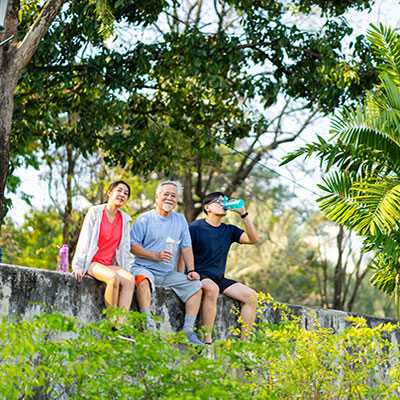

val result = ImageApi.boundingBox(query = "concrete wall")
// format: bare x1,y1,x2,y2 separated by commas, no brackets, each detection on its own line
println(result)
1,263,400,343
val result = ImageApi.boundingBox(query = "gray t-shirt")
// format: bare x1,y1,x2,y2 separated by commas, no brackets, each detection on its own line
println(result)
130,209,192,275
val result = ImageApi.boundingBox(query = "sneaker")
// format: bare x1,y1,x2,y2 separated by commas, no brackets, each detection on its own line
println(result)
116,334,136,343
184,331,205,346
144,321,157,334
202,343,215,359
110,327,135,342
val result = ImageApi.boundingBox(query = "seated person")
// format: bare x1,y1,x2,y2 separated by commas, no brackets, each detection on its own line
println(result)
185,192,260,343
129,181,204,346
72,180,135,327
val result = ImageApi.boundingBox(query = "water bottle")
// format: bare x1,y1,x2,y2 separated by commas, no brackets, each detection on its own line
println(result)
57,244,69,272
165,237,175,264
222,196,245,210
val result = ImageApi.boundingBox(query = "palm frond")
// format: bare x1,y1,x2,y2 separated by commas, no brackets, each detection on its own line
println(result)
370,73,400,145
330,104,400,165
317,172,400,237
317,172,368,230
352,178,400,235
280,135,333,166
367,23,400,85
369,250,399,294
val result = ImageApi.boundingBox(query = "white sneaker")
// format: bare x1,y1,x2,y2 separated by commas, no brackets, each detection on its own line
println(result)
202,344,215,359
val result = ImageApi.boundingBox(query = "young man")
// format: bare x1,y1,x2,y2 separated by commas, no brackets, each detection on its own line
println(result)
129,181,204,346
187,192,260,344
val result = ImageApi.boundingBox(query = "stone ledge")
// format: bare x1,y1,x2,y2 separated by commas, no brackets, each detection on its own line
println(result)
0,263,399,342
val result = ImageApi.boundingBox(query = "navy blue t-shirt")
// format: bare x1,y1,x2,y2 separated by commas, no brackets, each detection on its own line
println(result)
189,219,244,279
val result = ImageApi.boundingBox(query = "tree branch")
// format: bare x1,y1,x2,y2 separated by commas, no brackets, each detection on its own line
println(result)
14,0,68,77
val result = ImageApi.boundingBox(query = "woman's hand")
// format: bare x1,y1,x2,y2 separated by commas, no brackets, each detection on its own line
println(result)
74,269,85,282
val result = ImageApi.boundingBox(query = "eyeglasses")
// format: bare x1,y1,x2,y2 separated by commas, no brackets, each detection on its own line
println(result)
206,198,224,206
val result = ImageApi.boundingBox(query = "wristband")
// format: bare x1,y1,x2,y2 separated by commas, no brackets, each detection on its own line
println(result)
187,270,195,273
240,212,249,219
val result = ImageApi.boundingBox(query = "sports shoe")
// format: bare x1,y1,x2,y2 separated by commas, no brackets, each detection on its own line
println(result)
116,334,136,343
110,327,135,342
144,321,157,334
184,331,205,346
202,343,215,359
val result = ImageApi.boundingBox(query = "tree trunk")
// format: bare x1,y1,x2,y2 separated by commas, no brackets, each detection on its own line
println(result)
0,0,68,231
333,225,345,310
0,70,18,230
62,144,76,246
183,170,197,223
346,267,368,312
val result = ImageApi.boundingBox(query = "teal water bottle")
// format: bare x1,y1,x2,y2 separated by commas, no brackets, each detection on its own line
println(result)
222,196,245,210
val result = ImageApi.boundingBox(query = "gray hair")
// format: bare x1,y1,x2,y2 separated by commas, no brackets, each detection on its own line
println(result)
156,181,181,196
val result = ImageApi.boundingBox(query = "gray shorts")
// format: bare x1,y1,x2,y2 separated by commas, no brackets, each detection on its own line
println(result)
131,267,202,303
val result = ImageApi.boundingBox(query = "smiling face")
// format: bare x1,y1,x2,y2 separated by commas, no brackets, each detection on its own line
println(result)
107,183,130,208
155,184,178,215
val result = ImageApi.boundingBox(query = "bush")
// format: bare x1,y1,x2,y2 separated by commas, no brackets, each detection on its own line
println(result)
1,295,400,399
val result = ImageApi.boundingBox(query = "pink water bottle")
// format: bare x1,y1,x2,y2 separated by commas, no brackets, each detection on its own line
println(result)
57,244,69,272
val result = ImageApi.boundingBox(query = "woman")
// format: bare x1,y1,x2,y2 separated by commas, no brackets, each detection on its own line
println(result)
72,180,135,326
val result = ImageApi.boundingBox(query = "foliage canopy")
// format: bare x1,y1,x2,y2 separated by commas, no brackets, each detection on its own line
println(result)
11,0,378,184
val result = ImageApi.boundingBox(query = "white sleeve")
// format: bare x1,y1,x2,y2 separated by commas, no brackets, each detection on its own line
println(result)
71,208,96,272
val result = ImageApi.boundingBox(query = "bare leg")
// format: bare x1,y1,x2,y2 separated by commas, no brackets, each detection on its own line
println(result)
223,283,258,340
87,263,135,325
185,288,202,317
106,265,135,311
87,262,120,307
136,278,152,311
201,279,219,343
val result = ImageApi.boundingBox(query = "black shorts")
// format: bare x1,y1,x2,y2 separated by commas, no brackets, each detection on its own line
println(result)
199,273,238,293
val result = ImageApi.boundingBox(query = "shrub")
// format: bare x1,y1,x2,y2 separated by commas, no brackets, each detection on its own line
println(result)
1,295,400,399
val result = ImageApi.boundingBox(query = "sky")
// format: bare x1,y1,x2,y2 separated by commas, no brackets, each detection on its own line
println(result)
7,0,400,226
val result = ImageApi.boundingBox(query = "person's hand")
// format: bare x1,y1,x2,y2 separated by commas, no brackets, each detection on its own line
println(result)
157,250,173,263
187,270,200,280
230,206,245,215
74,269,85,282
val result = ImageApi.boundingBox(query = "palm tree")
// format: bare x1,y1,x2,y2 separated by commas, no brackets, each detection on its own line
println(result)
282,24,400,317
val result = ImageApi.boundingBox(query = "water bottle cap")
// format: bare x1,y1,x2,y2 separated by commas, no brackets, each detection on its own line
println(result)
166,237,175,244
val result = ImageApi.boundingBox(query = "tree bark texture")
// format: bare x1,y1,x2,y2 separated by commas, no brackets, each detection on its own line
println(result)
62,144,76,247
333,225,345,310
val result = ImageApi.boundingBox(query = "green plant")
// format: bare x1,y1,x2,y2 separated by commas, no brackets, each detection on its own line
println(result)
1,296,400,399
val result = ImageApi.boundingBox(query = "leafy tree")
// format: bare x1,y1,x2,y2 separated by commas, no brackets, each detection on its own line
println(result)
0,0,166,229
281,24,400,317
3,0,380,231
130,0,380,222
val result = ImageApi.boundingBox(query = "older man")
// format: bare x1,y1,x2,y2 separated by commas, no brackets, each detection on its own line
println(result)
129,181,204,346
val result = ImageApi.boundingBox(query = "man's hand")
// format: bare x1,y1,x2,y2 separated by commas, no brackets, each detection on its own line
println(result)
187,270,200,280
131,243,173,263
156,250,173,263
230,206,245,215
